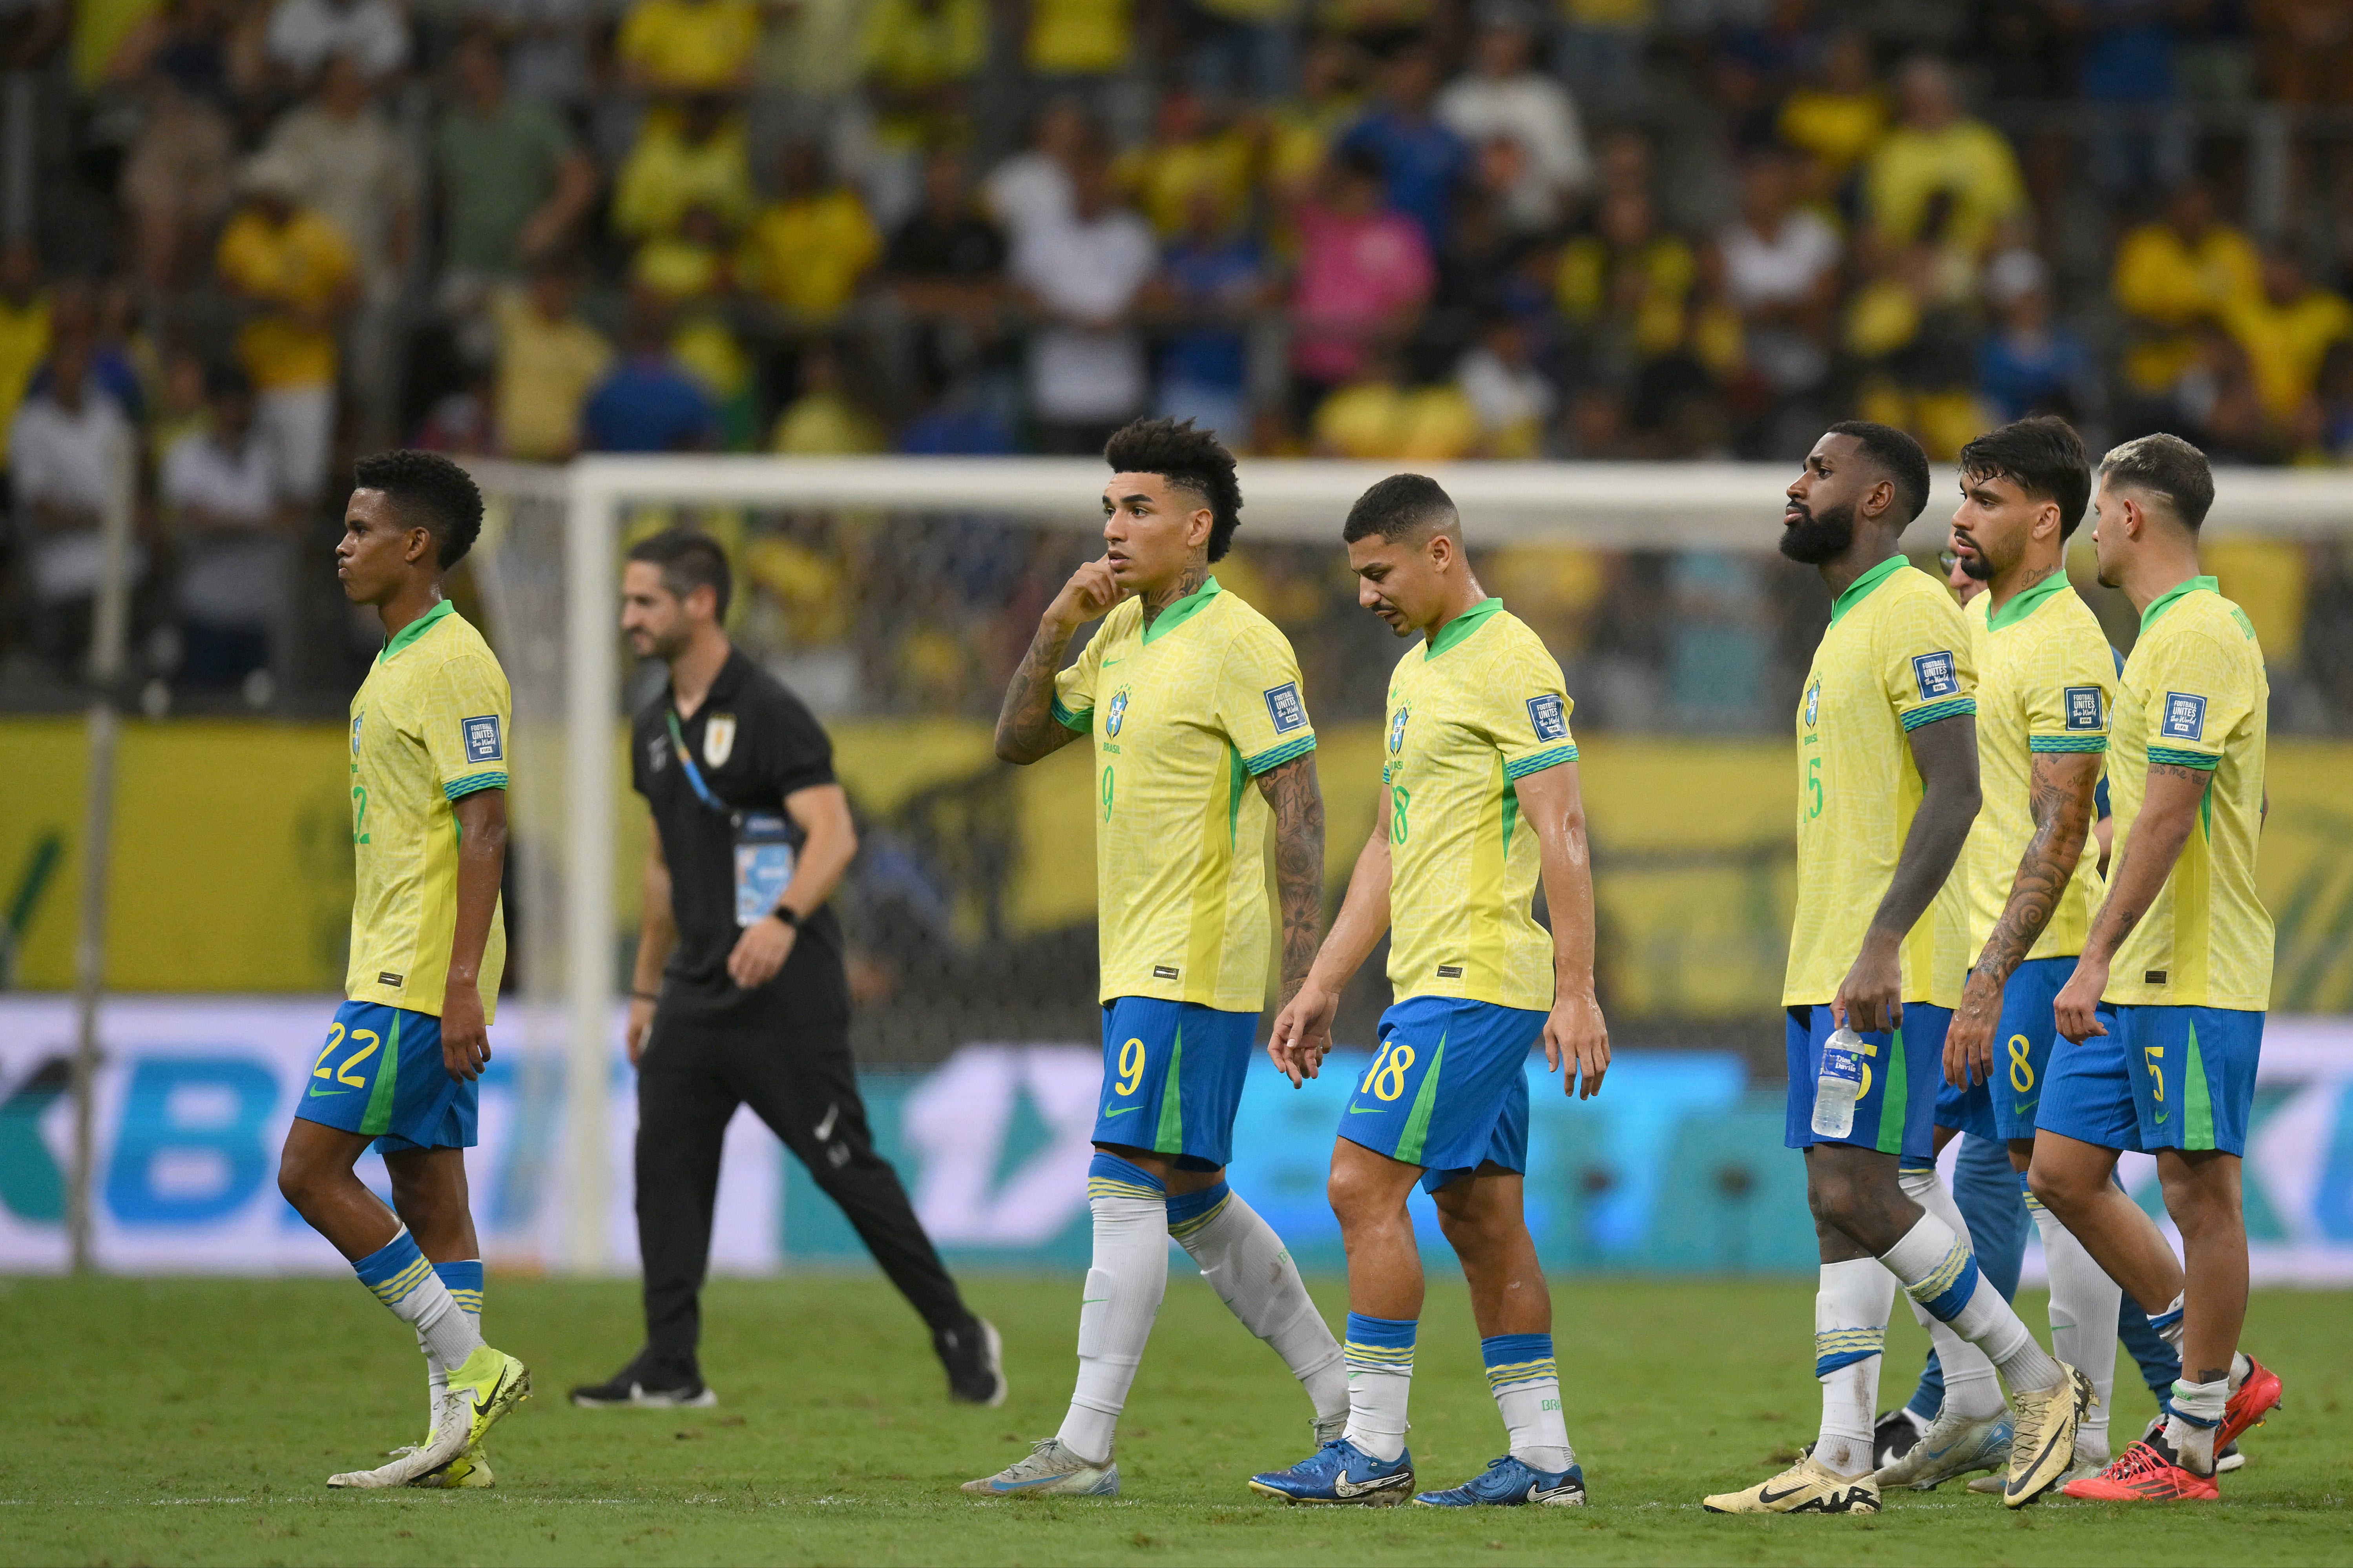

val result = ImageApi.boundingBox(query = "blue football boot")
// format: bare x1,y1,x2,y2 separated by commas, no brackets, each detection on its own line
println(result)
1414,1454,1587,1507
1248,1439,1415,1505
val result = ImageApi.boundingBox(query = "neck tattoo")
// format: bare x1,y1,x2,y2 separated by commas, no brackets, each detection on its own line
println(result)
1141,563,1208,630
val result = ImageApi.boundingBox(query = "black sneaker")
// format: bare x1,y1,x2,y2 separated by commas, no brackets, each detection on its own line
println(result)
936,1317,1006,1406
1872,1407,1927,1469
569,1357,717,1409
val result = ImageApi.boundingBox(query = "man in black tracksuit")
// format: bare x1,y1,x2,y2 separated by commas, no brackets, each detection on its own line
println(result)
570,527,1003,1409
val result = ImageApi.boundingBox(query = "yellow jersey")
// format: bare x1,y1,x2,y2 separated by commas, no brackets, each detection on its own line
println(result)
1961,574,2116,961
1380,601,1576,1013
1053,578,1314,1010
2104,576,2271,1010
1787,556,1978,1008
217,209,356,391
347,601,511,1019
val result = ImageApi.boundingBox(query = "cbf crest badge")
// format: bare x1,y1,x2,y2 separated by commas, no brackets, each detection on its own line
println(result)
1804,680,1821,728
1388,704,1410,754
1106,688,1130,737
350,712,364,754
703,713,737,767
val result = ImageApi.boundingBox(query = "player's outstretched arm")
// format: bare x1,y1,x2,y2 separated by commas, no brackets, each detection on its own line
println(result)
2054,762,2206,1043
1268,797,1394,1087
628,823,677,1066
1254,752,1325,1010
1948,748,2099,1087
994,558,1123,764
1836,714,1981,1035
1515,760,1609,1100
441,787,508,1083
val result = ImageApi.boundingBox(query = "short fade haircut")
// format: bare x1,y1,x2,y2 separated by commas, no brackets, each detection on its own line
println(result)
2099,432,2214,532
1103,417,1243,562
353,450,484,570
627,527,733,618
1825,419,1932,527
1343,472,1458,543
1959,415,2092,539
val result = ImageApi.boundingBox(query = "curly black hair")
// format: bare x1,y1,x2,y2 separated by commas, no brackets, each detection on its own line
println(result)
1103,417,1243,562
353,449,485,570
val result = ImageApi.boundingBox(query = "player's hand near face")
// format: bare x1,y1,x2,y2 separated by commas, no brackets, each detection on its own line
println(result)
2053,955,2109,1044
440,981,491,1081
1833,934,1903,1035
1046,557,1125,633
727,915,796,989
1268,981,1339,1086
1546,986,1609,1099
1944,970,2001,1086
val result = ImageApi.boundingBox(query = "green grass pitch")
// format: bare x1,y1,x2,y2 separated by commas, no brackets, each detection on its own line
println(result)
3,1273,2344,1566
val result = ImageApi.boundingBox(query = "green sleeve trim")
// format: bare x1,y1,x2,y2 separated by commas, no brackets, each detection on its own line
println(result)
1504,744,1579,780
1242,733,1317,775
1051,697,1091,733
1900,696,1976,731
445,773,507,800
2028,735,2107,753
2147,746,2219,770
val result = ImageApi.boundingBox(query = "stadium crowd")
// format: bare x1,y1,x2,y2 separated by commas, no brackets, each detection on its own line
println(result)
5,0,2353,721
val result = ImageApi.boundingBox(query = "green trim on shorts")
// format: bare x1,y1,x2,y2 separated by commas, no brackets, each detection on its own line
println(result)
1394,1033,1446,1167
360,1012,402,1137
1154,1023,1184,1156
2183,1018,2216,1150
1875,1021,1909,1156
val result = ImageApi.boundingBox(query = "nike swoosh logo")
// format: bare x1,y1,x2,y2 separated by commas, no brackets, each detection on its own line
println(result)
307,1087,354,1097
1103,1105,1141,1117
1333,1472,1399,1497
1102,658,1123,666
992,1473,1079,1491
2156,1112,2169,1123
1755,1484,1808,1505
813,1104,839,1141
2015,1100,2038,1114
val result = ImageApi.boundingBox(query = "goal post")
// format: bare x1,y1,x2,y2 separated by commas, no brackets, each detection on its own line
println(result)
467,454,2351,1273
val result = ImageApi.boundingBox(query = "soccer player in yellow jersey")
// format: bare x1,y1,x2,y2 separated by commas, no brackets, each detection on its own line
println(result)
1249,474,1609,1510
2039,434,2284,1502
1705,423,2090,1519
965,419,1344,1498
273,452,530,1489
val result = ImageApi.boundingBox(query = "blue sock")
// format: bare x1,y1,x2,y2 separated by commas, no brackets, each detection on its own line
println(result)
353,1227,434,1313
435,1259,484,1320
1164,1180,1232,1242
1086,1150,1165,1200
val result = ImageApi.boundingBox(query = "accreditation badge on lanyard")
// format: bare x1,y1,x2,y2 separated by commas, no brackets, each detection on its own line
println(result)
667,709,797,928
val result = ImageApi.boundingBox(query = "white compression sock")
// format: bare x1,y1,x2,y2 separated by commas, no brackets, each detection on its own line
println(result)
1340,1313,1415,1463
2165,1377,2227,1474
2026,1178,2119,1459
1813,1258,1895,1477
1167,1182,1347,1425
1895,1168,2005,1421
352,1228,483,1372
1056,1156,1170,1465
1880,1212,2065,1394
420,1259,485,1434
1482,1334,1574,1473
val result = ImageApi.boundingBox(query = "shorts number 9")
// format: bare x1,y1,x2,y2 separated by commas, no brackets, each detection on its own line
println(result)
1115,1037,1146,1097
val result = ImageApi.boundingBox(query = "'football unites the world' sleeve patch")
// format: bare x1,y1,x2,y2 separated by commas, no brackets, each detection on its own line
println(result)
2064,685,2103,730
1526,693,1568,741
1911,650,1959,701
2161,691,2208,742
1263,681,1307,733
462,715,503,762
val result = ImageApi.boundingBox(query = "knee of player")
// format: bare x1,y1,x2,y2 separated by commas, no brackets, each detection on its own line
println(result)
276,1149,322,1210
2024,1158,2078,1214
1804,1167,1860,1227
1326,1164,1391,1229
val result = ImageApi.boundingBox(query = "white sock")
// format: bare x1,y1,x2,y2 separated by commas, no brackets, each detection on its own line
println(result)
352,1227,482,1373
420,1259,484,1435
1168,1182,1346,1424
1813,1258,1894,1476
1482,1334,1574,1472
1896,1168,2005,1420
1880,1212,2064,1394
2028,1182,2119,1459
2165,1376,2227,1475
1055,1157,1169,1465
1341,1313,1415,1463
2149,1291,2184,1351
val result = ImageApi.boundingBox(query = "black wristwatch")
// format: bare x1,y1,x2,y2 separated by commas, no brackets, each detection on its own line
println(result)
769,903,803,930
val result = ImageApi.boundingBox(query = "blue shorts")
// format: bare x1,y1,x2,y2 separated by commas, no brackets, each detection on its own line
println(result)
1093,997,1257,1170
1935,957,2074,1143
1339,995,1543,1195
294,1000,477,1154
1783,1003,1948,1165
2113,1004,2264,1157
2039,1012,2145,1155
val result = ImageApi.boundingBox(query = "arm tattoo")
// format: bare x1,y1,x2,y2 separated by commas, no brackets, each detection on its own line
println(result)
994,618,1078,763
1974,752,2097,987
1256,753,1325,1003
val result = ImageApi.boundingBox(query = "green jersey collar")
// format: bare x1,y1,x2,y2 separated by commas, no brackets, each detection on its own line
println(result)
1140,574,1220,645
1828,554,1908,626
1426,596,1505,658
2139,574,2218,632
379,598,457,662
1987,568,2072,632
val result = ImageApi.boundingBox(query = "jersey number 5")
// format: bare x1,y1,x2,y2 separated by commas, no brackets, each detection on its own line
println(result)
1806,756,1823,820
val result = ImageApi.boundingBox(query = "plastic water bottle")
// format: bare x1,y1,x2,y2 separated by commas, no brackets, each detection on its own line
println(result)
1812,1027,1865,1139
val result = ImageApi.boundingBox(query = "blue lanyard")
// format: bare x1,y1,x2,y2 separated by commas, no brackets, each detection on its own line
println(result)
664,709,728,814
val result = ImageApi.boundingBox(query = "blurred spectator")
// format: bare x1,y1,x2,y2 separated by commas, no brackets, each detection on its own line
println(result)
1775,31,1885,188
1009,153,1156,452
1558,188,1700,372
1715,148,1840,405
1142,184,1268,443
435,34,598,298
615,0,758,93
1115,88,1256,238
740,143,883,328
1312,343,1479,459
117,66,236,295
10,334,137,671
1024,0,1132,82
2112,181,2262,403
0,243,49,479
215,157,358,501
1557,0,1650,111
1862,55,2025,257
581,288,719,451
2065,0,2191,195
1455,314,1553,457
861,0,988,139
1265,36,1364,205
1338,47,1469,253
898,376,1020,452
160,365,288,690
0,0,64,73
492,261,613,461
2315,339,2353,460
985,98,1093,247
1977,248,2098,422
612,95,758,240
1287,148,1434,413
1173,0,1296,102
2222,246,2353,434
884,147,1008,322
265,0,408,82
1435,3,1590,235
259,52,418,301
772,342,888,452
633,202,739,302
